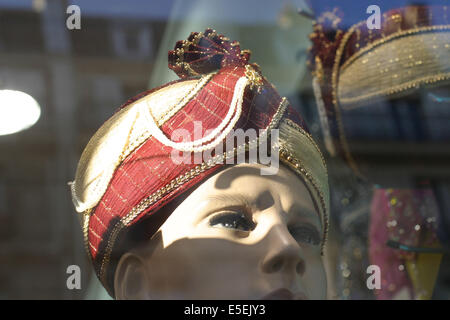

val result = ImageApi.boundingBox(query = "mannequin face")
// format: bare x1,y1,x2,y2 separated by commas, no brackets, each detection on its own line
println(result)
115,163,327,300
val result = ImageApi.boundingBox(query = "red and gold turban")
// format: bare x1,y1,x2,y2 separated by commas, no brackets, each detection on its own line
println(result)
71,29,329,295
307,1,450,177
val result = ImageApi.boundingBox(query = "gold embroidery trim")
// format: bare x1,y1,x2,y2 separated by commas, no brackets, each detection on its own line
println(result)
244,64,264,92
98,97,290,284
340,25,450,73
279,147,328,254
81,73,214,262
341,73,450,108
174,29,247,77
338,26,450,106
332,24,450,177
282,118,328,173
330,20,369,178
155,72,216,126
82,208,93,264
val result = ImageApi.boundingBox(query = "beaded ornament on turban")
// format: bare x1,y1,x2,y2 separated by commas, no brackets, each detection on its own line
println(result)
71,29,329,296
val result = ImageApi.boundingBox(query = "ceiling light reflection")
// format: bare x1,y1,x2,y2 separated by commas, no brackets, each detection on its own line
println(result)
0,90,41,136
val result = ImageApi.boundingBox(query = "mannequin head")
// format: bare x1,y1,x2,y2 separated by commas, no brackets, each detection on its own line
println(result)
114,163,327,299
71,29,329,298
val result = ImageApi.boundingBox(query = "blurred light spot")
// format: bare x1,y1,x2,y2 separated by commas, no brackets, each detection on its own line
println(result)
0,90,41,136
32,0,47,12
342,269,351,278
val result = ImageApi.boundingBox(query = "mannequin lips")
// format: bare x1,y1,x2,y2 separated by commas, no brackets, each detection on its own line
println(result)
261,288,308,300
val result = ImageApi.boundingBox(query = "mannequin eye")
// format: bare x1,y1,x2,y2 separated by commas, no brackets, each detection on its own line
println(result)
209,211,256,232
288,224,321,246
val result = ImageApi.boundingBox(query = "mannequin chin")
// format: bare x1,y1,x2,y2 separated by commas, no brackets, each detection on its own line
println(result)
114,163,327,300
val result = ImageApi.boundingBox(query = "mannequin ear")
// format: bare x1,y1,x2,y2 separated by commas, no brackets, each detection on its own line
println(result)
114,252,151,300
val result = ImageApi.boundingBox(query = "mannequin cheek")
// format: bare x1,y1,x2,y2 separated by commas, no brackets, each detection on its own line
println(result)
143,237,264,299
143,243,195,299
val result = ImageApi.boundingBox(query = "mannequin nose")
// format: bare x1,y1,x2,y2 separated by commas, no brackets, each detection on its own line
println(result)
261,224,305,276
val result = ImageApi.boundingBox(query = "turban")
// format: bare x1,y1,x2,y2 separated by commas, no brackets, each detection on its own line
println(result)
307,1,450,178
71,29,329,296
305,1,448,299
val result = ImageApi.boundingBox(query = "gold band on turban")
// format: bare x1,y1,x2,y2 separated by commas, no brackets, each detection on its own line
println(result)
337,26,450,110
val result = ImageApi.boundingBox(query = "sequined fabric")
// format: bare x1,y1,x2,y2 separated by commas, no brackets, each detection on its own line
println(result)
369,188,441,299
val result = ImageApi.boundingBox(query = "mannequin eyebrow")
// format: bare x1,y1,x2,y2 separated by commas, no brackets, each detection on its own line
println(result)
205,193,252,210
194,193,253,223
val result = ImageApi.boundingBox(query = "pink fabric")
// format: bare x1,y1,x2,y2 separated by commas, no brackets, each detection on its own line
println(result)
369,188,439,299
